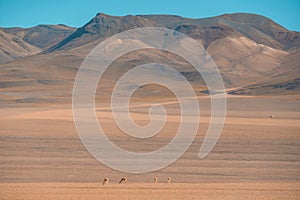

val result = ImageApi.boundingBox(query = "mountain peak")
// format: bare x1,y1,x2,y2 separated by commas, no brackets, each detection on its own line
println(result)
46,13,300,52
96,12,110,17
47,13,158,52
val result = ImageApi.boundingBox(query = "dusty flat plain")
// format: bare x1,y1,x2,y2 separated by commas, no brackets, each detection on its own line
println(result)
1,182,299,200
0,95,300,199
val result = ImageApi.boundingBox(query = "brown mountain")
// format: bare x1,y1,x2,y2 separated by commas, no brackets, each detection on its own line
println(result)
0,13,299,102
46,13,158,52
3,24,75,49
141,13,300,50
47,13,300,52
0,29,41,63
0,24,75,63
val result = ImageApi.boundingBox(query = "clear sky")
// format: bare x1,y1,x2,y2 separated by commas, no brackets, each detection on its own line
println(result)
1,0,299,31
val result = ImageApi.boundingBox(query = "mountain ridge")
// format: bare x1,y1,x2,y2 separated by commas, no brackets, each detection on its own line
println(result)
44,12,299,53
0,12,299,97
0,24,75,63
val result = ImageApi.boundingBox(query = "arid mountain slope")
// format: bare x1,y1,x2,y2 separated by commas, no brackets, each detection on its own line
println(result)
4,24,75,49
0,29,41,63
0,24,75,63
0,13,299,100
48,13,299,52
47,13,158,52
141,13,300,50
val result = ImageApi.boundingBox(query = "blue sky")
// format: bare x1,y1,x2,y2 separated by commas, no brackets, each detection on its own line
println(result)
1,0,299,31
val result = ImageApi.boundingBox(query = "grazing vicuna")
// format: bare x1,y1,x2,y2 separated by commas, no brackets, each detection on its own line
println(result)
167,177,171,183
102,177,109,185
119,177,127,184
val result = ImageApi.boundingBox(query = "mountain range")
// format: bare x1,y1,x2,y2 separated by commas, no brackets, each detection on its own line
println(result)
0,12,299,103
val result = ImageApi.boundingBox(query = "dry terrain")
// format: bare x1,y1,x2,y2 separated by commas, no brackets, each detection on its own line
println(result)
1,12,300,199
0,95,299,199
1,182,299,200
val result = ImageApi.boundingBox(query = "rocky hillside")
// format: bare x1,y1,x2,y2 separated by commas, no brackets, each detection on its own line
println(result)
48,13,300,52
0,24,75,63
0,13,299,97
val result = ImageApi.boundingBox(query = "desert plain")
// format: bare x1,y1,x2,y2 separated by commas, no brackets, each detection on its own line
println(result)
0,93,299,199
1,12,300,199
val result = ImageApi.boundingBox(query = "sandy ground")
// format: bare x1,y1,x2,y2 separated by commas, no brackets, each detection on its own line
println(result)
1,182,300,200
1,95,300,199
